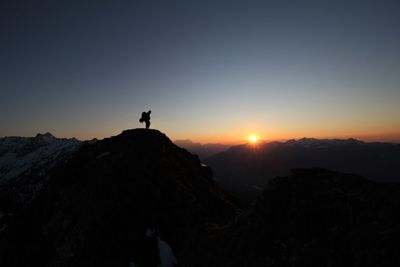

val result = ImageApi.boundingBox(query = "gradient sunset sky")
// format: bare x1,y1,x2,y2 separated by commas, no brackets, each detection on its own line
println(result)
1,0,400,143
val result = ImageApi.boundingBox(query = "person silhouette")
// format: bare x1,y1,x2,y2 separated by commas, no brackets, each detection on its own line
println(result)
139,110,151,129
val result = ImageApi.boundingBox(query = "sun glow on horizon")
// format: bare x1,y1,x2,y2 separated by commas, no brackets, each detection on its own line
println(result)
248,134,259,144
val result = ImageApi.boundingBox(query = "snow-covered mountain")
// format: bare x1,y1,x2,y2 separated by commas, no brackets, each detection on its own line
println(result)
0,133,81,181
0,133,82,205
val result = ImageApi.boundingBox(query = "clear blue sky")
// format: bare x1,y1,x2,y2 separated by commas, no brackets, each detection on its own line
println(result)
1,0,400,142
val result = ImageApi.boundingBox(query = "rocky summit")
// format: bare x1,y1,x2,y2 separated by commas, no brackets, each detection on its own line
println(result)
0,129,236,267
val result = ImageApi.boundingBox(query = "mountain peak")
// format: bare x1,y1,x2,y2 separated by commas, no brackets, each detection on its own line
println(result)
105,129,181,158
119,128,171,142
34,132,56,142
35,132,54,137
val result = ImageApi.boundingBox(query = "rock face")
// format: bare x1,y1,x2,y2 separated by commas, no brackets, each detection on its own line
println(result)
0,129,236,267
180,168,400,267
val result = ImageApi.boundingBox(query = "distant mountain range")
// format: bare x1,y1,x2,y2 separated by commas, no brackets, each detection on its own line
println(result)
205,137,400,200
0,133,83,207
173,139,230,160
0,133,81,180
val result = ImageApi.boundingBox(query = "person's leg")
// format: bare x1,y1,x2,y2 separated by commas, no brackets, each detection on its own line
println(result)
145,121,150,129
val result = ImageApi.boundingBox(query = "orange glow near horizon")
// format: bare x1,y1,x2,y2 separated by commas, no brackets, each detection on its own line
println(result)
248,134,259,144
167,129,400,145
18,125,400,145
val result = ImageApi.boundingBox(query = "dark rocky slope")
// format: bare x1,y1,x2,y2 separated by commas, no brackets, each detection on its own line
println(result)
180,168,400,267
0,129,236,267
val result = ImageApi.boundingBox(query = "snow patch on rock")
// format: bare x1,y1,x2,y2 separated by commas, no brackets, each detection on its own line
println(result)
144,228,177,267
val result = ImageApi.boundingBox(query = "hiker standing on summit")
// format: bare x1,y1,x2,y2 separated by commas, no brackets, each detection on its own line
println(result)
139,110,151,129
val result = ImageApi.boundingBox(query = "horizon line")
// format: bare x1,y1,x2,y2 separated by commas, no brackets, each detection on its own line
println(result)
1,129,400,145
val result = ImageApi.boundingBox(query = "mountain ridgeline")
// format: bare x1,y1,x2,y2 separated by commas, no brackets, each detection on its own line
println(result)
1,130,400,267
205,138,400,200
173,139,230,161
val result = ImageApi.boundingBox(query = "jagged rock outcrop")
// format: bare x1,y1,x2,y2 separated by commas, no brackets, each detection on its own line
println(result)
180,168,400,267
0,129,236,267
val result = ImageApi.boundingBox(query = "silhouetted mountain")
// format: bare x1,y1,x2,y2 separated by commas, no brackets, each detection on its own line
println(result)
0,129,236,267
174,139,230,160
206,138,400,200
0,133,82,213
180,168,400,267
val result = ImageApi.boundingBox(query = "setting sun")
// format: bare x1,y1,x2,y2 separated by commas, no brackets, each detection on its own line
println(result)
248,134,258,144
